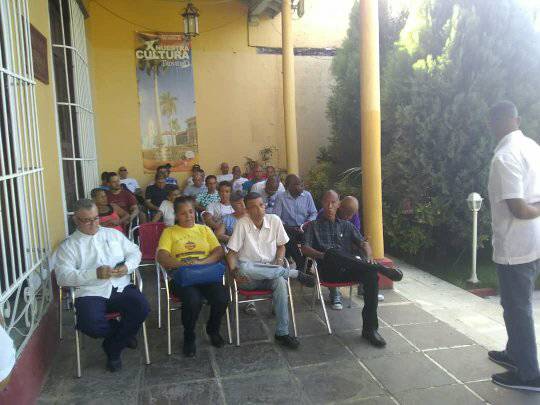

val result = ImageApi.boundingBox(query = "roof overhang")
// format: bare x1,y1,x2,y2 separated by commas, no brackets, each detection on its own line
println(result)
247,0,283,18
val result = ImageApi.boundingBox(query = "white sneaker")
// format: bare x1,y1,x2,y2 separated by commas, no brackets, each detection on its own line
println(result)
378,294,385,301
331,302,343,310
243,303,257,315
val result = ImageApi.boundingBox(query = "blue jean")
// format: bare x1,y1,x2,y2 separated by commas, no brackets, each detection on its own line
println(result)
329,287,342,303
75,285,150,360
238,261,290,336
497,259,540,380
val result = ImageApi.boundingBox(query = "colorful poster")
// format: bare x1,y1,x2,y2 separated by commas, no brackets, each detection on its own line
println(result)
135,32,198,173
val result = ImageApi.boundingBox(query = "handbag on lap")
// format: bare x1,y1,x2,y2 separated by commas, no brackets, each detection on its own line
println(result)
173,262,226,287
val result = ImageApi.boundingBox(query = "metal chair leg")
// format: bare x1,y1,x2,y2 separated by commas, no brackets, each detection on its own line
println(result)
142,321,151,365
157,268,162,329
225,306,232,345
287,279,298,337
315,269,332,334
235,288,240,347
349,285,353,309
75,329,81,378
165,280,172,355
59,287,63,340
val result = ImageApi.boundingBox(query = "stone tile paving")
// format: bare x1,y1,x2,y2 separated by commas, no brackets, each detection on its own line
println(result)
39,270,540,404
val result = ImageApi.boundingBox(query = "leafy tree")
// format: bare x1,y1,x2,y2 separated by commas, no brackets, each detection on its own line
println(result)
381,0,540,257
315,0,540,260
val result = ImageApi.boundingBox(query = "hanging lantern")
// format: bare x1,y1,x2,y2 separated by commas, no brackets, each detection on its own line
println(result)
182,2,199,38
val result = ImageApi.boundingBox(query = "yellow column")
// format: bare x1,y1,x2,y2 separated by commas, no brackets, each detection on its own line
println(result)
281,0,299,174
359,0,384,259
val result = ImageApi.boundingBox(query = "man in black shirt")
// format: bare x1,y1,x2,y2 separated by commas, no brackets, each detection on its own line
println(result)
302,190,401,347
145,174,175,219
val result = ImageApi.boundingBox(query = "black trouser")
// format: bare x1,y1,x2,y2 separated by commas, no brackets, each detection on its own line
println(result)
75,285,150,360
319,250,379,332
284,226,306,271
174,283,228,341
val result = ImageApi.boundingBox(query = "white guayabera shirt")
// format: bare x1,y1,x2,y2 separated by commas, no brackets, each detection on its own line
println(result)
0,325,15,382
488,130,540,265
54,227,142,298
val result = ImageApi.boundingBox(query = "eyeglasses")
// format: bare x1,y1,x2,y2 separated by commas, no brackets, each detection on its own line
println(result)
119,169,127,172
76,216,100,224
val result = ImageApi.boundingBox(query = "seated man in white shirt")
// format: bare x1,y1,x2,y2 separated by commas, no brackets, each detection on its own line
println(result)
226,192,314,349
250,175,284,214
55,199,149,372
216,162,234,183
231,165,248,194
118,166,141,194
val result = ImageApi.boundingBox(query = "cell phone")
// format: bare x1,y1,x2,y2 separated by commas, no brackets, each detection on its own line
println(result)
114,261,125,269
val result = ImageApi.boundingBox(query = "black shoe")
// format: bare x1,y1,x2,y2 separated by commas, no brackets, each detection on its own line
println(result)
488,350,517,371
106,358,122,372
208,333,225,348
372,263,403,282
297,272,315,288
126,336,138,350
362,330,387,347
183,339,196,357
275,334,300,349
492,371,540,392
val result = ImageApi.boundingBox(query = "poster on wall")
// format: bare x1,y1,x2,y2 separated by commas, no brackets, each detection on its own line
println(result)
135,32,198,173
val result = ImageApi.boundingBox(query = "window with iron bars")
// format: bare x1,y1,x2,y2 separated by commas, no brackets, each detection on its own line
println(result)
49,0,98,235
0,0,52,354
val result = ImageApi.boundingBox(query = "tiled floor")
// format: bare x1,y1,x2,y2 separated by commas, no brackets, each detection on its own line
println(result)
38,272,540,404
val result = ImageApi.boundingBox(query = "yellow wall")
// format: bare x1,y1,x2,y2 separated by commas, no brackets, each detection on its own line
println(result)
29,0,67,247
86,0,354,185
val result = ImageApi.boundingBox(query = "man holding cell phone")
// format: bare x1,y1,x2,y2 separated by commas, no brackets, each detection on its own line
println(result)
55,199,149,372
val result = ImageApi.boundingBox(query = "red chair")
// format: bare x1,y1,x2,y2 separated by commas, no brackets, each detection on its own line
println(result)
130,222,166,328
157,262,232,355
307,257,357,335
71,269,150,377
229,259,298,346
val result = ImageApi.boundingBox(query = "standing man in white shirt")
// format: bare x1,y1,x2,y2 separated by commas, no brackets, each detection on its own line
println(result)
487,101,540,392
216,162,234,183
226,192,314,349
55,199,149,372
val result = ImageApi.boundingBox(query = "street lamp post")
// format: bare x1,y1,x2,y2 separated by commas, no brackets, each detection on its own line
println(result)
466,192,483,284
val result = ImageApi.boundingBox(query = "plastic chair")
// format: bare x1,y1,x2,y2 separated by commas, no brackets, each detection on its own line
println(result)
130,222,166,328
71,269,151,377
157,262,232,355
229,259,297,346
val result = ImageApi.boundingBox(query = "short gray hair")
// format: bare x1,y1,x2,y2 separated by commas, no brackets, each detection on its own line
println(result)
74,198,96,213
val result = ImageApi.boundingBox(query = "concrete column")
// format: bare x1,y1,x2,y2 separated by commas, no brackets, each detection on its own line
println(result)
281,0,299,174
359,0,384,259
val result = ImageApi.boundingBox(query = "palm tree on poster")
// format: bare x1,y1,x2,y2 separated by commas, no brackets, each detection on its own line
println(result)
160,91,179,132
137,38,167,148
